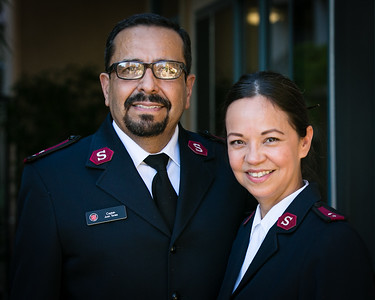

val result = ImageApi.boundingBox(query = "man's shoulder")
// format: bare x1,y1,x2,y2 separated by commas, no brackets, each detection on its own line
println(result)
197,130,226,145
183,128,226,147
23,134,93,166
23,135,82,164
23,114,113,165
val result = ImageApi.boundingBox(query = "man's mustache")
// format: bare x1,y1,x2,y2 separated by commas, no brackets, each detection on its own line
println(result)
125,93,171,111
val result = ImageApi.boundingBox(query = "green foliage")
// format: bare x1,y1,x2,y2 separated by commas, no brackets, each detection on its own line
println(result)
293,42,328,135
294,42,328,95
8,65,108,165
294,42,328,197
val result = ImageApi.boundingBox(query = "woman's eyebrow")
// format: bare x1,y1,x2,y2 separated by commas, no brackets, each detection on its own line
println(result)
227,132,244,138
261,129,285,135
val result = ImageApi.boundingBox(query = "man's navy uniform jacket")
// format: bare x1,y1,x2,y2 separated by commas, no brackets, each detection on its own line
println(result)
218,183,374,300
10,114,253,299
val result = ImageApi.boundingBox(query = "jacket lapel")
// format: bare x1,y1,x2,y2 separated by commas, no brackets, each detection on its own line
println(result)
234,222,280,294
171,127,215,241
232,184,321,297
85,115,170,236
219,213,255,298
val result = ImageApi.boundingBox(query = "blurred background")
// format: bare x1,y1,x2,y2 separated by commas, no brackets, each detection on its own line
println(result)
0,0,374,298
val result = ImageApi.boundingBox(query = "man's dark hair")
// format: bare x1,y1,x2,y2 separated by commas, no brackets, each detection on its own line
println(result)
104,13,192,75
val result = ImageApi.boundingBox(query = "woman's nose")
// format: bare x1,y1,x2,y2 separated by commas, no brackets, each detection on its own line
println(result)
244,144,265,165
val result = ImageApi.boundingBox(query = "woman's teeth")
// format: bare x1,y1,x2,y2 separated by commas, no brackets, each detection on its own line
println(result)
248,170,273,178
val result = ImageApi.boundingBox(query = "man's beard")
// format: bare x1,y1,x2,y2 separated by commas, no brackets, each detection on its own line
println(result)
123,93,171,137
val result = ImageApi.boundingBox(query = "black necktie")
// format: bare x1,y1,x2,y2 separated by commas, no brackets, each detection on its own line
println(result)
144,153,177,230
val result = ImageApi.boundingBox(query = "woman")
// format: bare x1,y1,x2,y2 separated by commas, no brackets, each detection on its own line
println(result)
218,71,374,299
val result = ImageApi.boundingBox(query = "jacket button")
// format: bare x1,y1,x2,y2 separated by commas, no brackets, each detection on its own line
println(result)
170,245,176,253
171,292,179,299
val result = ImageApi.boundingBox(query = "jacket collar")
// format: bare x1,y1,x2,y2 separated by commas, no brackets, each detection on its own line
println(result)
85,114,217,240
232,183,321,296
171,124,216,241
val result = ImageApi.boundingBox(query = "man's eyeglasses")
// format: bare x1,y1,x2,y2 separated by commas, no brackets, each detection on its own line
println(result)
107,60,187,80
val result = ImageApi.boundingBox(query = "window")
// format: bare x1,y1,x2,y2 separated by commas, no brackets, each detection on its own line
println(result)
196,2,234,135
195,0,328,199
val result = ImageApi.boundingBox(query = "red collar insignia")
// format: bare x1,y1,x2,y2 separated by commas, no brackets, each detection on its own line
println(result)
90,147,114,165
188,140,208,156
277,212,297,230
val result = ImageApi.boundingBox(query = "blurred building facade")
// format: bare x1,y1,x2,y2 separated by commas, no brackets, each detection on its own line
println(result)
0,0,374,298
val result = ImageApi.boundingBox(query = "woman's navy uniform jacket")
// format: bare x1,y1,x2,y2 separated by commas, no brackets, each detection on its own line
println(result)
218,183,374,300
10,114,253,300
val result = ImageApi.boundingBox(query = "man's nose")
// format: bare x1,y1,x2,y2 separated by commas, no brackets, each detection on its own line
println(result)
137,68,159,94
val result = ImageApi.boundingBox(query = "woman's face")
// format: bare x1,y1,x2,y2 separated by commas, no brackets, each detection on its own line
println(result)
226,95,312,211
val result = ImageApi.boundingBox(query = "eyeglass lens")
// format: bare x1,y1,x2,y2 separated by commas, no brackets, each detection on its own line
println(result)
116,61,183,79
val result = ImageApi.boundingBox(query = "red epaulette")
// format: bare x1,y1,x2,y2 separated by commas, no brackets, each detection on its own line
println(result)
312,201,346,222
24,135,81,163
198,130,225,144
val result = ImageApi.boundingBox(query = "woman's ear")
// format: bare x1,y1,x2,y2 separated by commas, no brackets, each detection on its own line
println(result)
299,125,313,159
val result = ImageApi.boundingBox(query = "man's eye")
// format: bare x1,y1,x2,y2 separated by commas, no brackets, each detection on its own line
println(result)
118,63,143,78
157,64,177,75
118,62,139,72
122,66,135,74
125,64,141,73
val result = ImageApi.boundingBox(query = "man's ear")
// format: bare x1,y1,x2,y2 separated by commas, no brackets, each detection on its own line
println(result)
100,73,110,107
184,73,196,109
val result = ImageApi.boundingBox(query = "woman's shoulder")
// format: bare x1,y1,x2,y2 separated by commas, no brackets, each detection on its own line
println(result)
311,200,346,223
305,200,368,252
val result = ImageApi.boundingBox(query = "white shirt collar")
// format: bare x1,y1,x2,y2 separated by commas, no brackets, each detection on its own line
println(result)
112,120,180,167
251,180,309,235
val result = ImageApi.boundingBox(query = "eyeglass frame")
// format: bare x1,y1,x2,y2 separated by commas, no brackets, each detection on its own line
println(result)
107,60,188,80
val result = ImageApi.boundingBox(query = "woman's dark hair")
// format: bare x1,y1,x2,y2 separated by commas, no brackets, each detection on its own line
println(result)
224,71,318,181
104,13,192,75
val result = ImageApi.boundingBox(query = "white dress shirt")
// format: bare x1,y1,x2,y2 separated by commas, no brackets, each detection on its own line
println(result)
112,121,180,197
233,180,309,291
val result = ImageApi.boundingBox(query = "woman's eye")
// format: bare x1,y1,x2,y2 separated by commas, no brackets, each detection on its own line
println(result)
265,137,278,143
229,140,244,146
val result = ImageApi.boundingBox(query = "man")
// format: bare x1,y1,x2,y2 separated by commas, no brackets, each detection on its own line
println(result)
10,13,253,299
